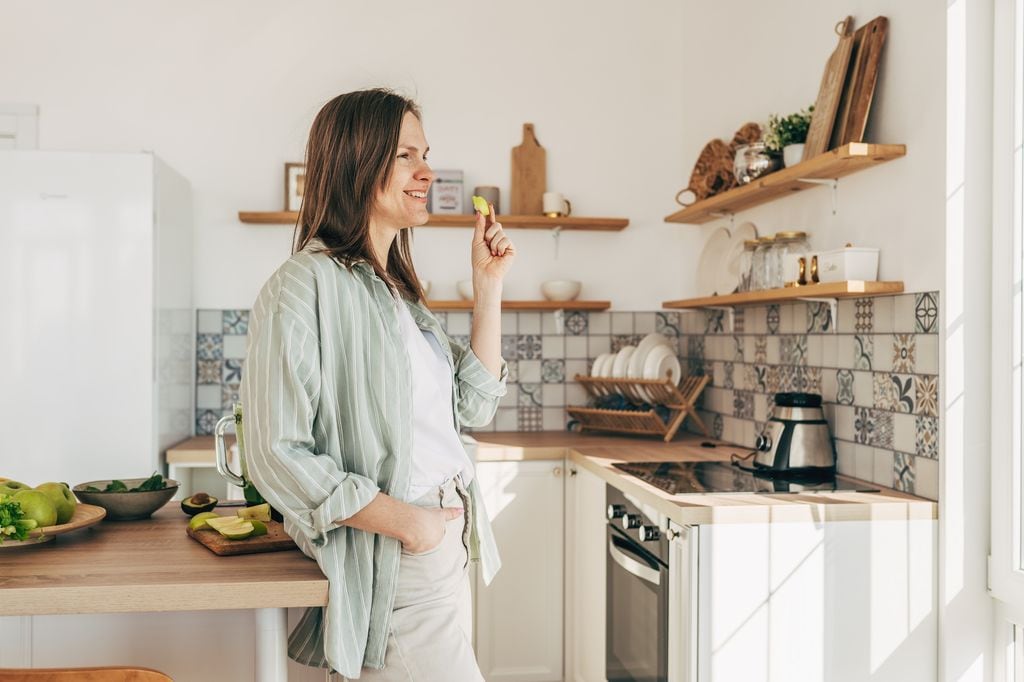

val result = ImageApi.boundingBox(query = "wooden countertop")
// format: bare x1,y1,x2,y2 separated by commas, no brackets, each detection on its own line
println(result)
166,431,937,526
472,431,937,526
0,506,327,617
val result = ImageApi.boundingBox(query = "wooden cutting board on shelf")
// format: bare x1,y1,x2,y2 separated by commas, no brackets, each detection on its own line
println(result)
831,16,889,148
187,521,297,556
802,17,855,161
510,123,546,214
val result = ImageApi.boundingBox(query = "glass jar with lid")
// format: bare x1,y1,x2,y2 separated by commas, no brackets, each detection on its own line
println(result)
750,236,775,291
738,239,759,292
771,231,811,287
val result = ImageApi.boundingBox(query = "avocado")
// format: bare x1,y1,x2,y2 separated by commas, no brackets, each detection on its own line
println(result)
180,492,218,516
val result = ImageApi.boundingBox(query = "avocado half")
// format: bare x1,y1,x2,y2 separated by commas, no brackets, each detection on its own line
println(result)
180,492,218,516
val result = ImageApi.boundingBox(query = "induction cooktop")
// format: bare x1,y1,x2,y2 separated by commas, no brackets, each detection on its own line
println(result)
611,461,879,495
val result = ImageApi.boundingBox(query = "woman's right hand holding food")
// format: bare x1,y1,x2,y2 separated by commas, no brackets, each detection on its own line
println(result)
402,505,463,554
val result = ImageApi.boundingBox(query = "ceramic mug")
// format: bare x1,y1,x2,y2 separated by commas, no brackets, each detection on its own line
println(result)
543,192,572,218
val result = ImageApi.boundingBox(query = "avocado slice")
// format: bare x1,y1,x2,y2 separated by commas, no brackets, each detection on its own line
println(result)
180,492,218,516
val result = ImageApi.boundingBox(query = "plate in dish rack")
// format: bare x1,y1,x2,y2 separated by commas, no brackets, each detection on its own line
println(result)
643,345,682,386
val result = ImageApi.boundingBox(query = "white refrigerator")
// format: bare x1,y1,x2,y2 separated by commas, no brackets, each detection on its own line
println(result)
0,150,193,487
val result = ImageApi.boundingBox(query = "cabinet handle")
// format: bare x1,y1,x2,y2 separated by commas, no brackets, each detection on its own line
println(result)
569,467,577,477
553,466,562,477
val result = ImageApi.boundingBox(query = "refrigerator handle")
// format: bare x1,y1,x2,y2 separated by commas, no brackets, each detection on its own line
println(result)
214,414,245,488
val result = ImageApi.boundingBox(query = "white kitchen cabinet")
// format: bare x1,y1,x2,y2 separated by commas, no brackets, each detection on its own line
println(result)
666,518,937,682
564,463,607,682
667,523,698,682
474,459,565,681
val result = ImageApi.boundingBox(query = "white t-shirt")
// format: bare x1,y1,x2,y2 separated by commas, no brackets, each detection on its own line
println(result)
396,299,476,502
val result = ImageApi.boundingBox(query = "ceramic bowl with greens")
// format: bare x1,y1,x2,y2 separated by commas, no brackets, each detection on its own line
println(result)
73,474,178,521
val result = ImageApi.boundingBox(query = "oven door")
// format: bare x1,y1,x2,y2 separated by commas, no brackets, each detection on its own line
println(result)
606,524,669,682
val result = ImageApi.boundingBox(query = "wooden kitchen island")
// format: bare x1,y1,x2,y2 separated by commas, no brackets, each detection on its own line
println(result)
0,506,327,681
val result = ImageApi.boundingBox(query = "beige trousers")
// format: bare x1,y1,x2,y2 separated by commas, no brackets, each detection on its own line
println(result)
340,476,484,681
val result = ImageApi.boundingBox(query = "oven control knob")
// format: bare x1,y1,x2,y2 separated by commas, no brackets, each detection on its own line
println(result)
756,434,773,451
622,514,642,530
637,525,661,542
607,504,626,521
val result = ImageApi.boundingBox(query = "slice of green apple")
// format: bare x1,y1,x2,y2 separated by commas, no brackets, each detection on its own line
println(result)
206,516,246,532
188,512,221,531
472,195,490,216
217,520,254,540
237,503,271,523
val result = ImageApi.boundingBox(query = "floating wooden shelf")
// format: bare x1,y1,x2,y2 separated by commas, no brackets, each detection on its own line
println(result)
238,211,628,231
664,142,906,225
662,280,903,309
427,300,610,311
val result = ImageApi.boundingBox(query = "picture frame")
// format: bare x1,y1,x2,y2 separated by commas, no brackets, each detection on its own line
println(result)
284,163,306,212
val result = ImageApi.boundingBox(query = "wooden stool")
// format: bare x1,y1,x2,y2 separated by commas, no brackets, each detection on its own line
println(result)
0,667,171,681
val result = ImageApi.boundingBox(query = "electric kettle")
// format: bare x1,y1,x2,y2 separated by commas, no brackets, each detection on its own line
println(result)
753,392,836,478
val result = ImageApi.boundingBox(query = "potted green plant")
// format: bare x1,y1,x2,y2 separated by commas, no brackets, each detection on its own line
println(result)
764,105,814,168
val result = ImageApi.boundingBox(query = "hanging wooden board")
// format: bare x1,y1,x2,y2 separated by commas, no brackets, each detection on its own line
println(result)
831,16,889,148
510,123,546,214
802,17,855,161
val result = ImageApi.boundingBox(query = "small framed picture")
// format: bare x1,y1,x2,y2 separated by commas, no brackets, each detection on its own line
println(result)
285,163,306,212
427,169,464,214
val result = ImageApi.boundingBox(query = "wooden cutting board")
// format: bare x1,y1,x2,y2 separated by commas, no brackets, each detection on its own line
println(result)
510,123,546,214
187,521,297,556
831,16,889,148
802,17,854,161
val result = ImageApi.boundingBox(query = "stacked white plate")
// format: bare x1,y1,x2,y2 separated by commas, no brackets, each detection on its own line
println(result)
590,333,682,402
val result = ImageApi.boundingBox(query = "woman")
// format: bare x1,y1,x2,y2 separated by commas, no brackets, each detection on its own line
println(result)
239,88,513,680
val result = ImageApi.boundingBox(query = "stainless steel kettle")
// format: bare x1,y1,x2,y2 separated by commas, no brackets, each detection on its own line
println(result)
754,392,836,478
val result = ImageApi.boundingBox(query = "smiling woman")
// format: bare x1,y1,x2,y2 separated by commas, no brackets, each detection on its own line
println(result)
239,88,514,681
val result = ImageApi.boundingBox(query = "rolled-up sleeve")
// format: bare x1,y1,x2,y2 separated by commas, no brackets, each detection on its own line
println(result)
240,298,379,547
448,335,508,428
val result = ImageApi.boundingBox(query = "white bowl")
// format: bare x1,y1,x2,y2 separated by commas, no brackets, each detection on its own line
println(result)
540,280,582,301
456,280,474,300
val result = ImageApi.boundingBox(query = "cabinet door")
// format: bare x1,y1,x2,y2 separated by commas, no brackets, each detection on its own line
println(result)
564,462,607,682
668,524,698,682
475,460,564,681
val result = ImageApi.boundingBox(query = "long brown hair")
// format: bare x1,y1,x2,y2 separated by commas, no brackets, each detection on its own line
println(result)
293,89,426,302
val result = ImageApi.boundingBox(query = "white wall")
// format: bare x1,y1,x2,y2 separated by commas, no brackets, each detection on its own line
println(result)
679,0,945,293
0,0,692,310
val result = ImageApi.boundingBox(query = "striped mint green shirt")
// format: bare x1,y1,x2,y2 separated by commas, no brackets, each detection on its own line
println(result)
238,246,506,678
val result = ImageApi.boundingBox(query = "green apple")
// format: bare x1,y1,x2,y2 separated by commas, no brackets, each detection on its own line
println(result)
0,481,30,496
35,482,77,524
12,490,57,528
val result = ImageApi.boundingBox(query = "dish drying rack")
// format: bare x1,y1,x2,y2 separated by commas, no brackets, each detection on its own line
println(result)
567,373,711,442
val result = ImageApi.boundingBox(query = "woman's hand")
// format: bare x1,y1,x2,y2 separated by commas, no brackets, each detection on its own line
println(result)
402,505,463,554
471,203,515,292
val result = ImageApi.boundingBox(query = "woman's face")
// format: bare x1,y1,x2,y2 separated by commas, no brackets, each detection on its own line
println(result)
373,111,433,230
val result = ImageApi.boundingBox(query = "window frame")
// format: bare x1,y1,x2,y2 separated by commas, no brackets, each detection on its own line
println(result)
991,0,1024,609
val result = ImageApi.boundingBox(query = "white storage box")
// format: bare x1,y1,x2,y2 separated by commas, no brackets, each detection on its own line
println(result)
815,246,879,282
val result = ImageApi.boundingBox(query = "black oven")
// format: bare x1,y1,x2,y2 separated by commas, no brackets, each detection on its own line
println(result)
606,485,669,682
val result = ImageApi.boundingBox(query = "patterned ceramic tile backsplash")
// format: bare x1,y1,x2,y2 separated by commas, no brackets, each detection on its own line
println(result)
194,291,940,500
